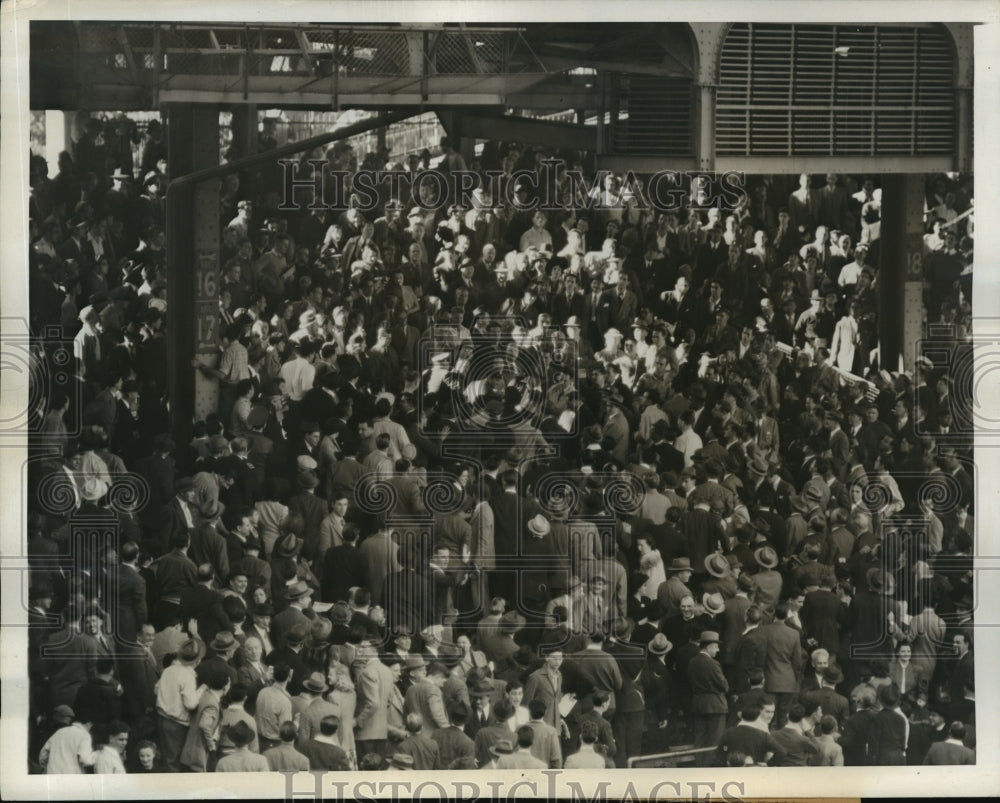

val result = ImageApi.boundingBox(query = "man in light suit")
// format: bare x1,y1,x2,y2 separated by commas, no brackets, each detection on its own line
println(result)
355,645,396,758
404,660,451,731
523,650,565,732
759,602,805,728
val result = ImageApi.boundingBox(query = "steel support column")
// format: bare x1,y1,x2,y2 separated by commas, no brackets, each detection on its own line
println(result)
878,174,926,374
166,104,221,454
230,105,258,160
166,108,419,449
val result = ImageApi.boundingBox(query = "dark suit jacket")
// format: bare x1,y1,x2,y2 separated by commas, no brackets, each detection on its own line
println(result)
718,722,785,765
432,726,475,769
189,523,230,584
133,454,176,528
841,708,880,765
152,549,198,599
565,648,623,712
321,544,367,603
287,492,328,562
732,626,769,693
490,491,524,557
178,584,233,645
770,725,819,766
610,290,638,331
800,687,849,728
111,563,148,644
158,498,196,555
688,650,729,714
270,605,311,652
264,645,308,695
800,588,845,656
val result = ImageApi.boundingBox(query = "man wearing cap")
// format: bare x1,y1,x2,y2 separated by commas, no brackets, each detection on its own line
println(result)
688,630,729,763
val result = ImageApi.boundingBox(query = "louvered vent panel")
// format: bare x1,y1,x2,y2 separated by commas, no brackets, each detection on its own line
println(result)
611,74,693,156
717,23,955,156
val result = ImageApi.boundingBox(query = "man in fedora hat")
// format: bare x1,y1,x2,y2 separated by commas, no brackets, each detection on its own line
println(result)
197,630,240,689
387,751,415,770
702,591,727,619
292,670,329,719
643,634,673,730
270,580,313,651
189,501,230,587
702,552,739,599
688,630,728,763
216,720,269,772
658,557,694,614
752,546,783,611
464,675,499,739
404,659,450,731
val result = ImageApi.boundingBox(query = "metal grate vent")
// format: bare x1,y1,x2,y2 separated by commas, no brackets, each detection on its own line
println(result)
611,74,693,156
716,24,956,156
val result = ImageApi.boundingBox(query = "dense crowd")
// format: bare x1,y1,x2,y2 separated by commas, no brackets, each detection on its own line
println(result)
25,113,977,773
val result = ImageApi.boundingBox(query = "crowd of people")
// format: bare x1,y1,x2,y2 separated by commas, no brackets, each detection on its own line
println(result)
24,111,977,774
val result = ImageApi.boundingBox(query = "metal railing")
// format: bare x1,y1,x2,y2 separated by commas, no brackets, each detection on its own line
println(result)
627,745,717,768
